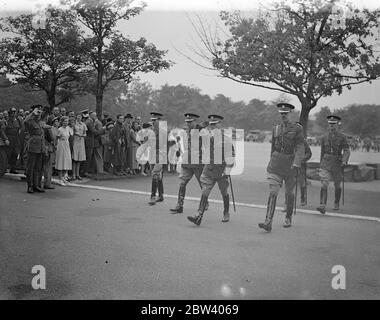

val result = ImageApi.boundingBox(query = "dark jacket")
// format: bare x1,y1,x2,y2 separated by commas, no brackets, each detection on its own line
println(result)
267,121,305,176
24,113,45,154
85,118,105,148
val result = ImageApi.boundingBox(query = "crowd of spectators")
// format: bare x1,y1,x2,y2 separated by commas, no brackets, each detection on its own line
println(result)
0,105,172,191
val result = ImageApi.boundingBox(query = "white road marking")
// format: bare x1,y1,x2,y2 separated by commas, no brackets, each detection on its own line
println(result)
58,179,380,223
4,173,379,222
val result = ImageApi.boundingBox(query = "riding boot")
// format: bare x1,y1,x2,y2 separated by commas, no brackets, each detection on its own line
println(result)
149,179,158,205
283,193,294,228
334,187,341,210
188,195,208,226
258,193,277,232
156,179,164,202
170,184,185,213
317,187,327,214
221,194,230,222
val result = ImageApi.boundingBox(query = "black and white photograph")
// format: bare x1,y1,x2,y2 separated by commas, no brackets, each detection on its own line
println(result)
0,0,379,305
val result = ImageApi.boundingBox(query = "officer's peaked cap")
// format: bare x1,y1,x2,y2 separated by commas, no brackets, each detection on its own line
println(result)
277,103,295,113
150,112,163,120
327,115,341,123
208,114,224,124
184,113,200,122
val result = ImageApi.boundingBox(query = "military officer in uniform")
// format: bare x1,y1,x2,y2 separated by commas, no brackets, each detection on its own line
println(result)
187,114,234,226
170,113,209,214
317,115,350,213
258,103,304,232
24,106,46,193
282,122,312,210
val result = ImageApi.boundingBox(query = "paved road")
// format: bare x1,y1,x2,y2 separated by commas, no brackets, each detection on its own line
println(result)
1,179,379,299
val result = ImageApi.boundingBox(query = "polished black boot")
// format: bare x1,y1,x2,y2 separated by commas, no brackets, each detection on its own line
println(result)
221,194,230,222
170,184,185,214
334,187,341,210
188,195,208,226
283,193,294,228
27,186,34,193
33,186,45,193
317,187,327,214
156,179,164,202
258,193,277,232
149,179,158,205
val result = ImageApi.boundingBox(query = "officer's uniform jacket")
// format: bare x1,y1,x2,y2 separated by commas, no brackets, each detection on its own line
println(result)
5,117,22,152
178,124,204,168
201,127,235,179
320,131,350,173
42,123,55,154
267,121,304,177
24,113,46,154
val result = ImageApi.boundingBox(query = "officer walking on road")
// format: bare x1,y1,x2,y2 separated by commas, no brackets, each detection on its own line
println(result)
258,103,304,232
187,114,234,226
317,115,350,213
170,113,207,214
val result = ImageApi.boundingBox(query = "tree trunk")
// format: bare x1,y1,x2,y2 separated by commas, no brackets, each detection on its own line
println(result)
96,93,103,118
299,107,310,136
96,67,103,118
47,91,56,111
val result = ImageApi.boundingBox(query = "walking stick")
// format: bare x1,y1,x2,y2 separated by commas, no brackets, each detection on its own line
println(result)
294,168,298,215
342,165,345,206
228,175,236,213
304,165,307,205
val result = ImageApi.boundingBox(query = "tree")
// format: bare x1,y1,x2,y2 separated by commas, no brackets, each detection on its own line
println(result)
68,0,172,117
191,0,380,134
0,8,87,109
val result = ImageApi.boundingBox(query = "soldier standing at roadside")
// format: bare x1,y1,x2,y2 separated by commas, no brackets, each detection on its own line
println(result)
317,115,350,213
258,103,304,232
24,106,46,193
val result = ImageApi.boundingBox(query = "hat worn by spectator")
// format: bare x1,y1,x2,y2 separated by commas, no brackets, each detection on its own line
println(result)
81,109,89,117
327,115,341,124
184,113,200,122
277,103,295,113
150,112,163,121
125,113,133,119
142,122,152,129
208,114,224,124
49,117,60,125
105,120,114,128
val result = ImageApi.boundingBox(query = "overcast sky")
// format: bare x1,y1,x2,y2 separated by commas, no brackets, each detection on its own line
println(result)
1,0,380,113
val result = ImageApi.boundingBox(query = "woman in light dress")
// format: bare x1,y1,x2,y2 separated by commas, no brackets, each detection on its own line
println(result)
72,113,87,180
55,116,73,185
129,121,142,175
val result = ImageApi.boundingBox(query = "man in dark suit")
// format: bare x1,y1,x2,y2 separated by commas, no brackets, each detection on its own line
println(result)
24,106,46,193
84,111,105,175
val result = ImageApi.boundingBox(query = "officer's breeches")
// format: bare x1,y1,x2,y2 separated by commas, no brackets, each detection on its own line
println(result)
26,152,43,187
